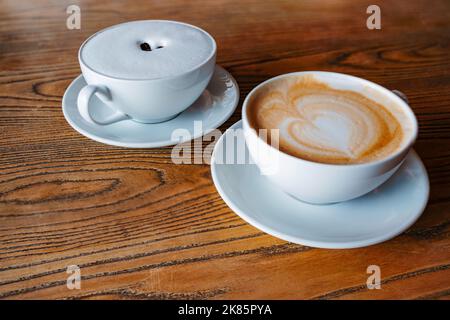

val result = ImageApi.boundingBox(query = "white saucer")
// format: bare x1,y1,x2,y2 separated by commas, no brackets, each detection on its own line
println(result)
62,65,239,148
211,120,430,249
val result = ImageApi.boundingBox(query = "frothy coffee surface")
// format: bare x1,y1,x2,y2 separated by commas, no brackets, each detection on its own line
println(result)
80,21,214,79
247,75,410,164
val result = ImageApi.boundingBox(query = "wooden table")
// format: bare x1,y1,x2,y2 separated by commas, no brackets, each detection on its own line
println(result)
0,0,449,300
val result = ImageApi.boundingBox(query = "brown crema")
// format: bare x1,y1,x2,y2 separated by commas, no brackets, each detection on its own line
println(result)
247,75,406,164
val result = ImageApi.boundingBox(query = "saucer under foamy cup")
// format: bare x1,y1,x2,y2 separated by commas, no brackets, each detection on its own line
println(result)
242,71,419,204
63,65,239,147
77,20,216,125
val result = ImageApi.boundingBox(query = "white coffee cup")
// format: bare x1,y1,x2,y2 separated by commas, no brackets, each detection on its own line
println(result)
242,71,418,204
77,20,216,125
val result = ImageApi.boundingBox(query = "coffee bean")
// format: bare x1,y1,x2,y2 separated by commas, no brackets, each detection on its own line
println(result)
140,42,152,51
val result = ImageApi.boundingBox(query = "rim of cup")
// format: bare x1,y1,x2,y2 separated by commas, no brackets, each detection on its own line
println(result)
242,71,419,168
78,20,217,81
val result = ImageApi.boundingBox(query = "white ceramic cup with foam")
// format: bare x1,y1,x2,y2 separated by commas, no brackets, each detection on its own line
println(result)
77,20,216,125
242,71,418,204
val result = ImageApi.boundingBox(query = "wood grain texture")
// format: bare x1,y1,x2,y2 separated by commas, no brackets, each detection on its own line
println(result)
0,0,449,300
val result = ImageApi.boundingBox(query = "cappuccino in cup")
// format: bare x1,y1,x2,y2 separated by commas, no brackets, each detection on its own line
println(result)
242,72,418,204
77,20,216,125
246,75,414,165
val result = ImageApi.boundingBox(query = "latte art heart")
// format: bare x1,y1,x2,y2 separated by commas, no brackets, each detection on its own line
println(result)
247,75,406,164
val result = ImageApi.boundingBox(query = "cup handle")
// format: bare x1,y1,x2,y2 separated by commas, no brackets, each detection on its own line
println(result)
77,84,129,125
392,89,409,104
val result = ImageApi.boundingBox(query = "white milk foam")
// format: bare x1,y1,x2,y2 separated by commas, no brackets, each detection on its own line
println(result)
80,21,215,79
